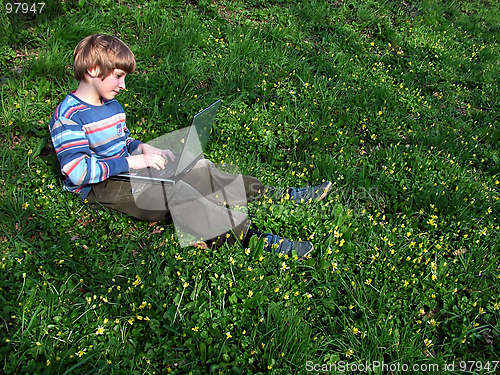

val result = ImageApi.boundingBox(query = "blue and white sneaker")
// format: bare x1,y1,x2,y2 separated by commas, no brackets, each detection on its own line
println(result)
289,180,332,203
260,233,314,259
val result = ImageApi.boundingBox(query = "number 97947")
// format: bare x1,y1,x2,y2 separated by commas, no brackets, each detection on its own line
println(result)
459,361,499,372
6,3,45,14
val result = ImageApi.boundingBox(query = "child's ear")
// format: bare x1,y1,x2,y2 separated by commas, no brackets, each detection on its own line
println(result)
87,67,100,78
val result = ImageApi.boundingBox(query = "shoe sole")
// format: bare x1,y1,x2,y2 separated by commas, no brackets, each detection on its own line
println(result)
298,243,314,260
316,181,333,202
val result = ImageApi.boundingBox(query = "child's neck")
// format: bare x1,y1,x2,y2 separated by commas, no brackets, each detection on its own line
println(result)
73,82,102,106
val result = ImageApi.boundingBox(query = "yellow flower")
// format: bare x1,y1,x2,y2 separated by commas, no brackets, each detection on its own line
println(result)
132,275,141,287
248,290,253,298
96,327,105,335
364,279,372,285
192,326,199,332
36,342,41,346
225,332,232,339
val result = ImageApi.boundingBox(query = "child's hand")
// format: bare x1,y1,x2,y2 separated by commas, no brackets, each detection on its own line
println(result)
125,154,166,170
160,149,175,163
139,144,175,163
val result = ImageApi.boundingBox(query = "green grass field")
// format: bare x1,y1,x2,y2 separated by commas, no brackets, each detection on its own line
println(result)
1,0,500,373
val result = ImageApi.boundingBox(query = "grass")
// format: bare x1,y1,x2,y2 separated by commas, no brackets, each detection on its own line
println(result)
1,0,500,373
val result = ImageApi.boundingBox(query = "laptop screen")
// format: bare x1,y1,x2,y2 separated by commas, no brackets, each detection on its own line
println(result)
175,100,221,174
193,100,220,151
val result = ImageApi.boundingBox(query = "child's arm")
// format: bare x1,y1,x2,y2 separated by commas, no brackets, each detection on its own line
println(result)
124,127,142,155
50,116,130,186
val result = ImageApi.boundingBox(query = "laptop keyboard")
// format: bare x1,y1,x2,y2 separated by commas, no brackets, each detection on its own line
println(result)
157,160,178,177
143,152,181,178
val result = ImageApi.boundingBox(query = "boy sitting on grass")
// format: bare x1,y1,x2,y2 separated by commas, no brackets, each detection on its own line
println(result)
48,34,332,259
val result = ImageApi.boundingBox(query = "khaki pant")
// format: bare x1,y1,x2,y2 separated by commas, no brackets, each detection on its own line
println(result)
86,159,265,247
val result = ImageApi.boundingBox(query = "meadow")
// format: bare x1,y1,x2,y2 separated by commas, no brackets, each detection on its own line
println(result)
1,0,499,373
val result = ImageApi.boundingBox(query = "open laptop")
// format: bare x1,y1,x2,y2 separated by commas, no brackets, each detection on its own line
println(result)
110,99,221,185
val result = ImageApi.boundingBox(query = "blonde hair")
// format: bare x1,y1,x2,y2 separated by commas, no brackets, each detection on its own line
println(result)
73,34,136,82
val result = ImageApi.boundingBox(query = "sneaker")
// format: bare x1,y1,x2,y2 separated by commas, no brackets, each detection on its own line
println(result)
260,233,314,260
289,180,332,203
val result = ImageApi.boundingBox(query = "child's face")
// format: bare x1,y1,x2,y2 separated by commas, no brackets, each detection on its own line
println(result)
89,68,127,101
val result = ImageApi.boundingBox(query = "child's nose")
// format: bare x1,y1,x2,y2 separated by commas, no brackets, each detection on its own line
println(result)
119,78,126,89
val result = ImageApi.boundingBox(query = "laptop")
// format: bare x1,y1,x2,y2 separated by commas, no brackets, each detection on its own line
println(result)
110,99,221,185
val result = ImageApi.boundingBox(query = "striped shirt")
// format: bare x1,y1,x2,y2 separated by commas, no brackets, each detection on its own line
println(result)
49,93,141,199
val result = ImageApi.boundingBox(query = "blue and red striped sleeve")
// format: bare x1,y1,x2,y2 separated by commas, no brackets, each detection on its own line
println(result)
48,95,141,198
50,115,129,188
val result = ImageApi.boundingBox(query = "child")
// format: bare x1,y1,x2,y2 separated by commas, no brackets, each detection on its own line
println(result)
48,34,332,258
